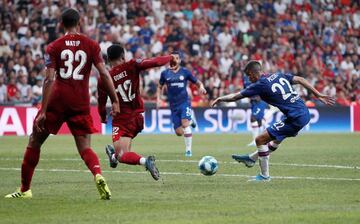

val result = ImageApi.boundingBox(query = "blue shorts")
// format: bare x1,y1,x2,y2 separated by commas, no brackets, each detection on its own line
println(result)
170,102,192,130
251,100,267,122
267,113,310,142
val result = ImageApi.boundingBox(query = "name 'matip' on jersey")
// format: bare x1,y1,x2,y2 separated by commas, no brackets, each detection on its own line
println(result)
44,33,103,111
240,72,309,122
159,67,198,107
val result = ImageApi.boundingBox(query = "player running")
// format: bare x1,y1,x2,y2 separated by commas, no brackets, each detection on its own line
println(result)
156,52,207,157
5,9,120,199
211,61,335,181
242,74,268,146
98,44,174,180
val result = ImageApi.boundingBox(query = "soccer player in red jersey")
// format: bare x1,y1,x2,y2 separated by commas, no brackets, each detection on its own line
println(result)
5,9,120,199
98,44,174,180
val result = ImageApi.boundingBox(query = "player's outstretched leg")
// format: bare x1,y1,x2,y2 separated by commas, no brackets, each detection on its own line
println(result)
5,130,49,199
248,132,273,182
248,120,259,147
112,137,160,180
232,154,256,168
105,144,118,168
145,156,160,180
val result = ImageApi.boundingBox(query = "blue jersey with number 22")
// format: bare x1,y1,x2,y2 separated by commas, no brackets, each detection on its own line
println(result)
241,73,310,127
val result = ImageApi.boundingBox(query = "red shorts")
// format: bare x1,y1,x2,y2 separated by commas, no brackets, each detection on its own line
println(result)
112,113,144,142
35,110,97,136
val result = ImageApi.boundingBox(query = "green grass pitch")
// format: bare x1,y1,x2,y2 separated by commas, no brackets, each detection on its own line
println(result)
0,133,359,224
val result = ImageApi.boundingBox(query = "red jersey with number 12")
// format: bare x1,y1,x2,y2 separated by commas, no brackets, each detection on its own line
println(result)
45,33,103,112
98,56,172,121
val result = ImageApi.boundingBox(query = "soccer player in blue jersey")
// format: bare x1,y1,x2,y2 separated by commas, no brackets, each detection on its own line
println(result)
157,52,207,157
211,61,335,181
243,75,268,146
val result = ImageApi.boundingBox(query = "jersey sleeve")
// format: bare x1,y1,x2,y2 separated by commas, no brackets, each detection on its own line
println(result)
159,70,166,85
92,41,104,65
284,73,294,84
44,44,57,69
186,69,198,83
135,56,172,71
240,82,263,97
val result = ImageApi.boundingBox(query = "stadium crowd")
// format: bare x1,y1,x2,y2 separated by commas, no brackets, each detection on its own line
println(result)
0,0,359,107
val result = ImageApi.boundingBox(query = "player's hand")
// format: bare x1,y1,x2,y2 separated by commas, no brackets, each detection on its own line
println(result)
110,102,120,117
210,98,220,107
199,86,207,95
317,94,336,106
34,112,46,132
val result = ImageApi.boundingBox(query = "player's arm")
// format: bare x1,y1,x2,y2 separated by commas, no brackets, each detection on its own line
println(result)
156,71,166,109
156,83,165,109
137,55,173,70
211,82,262,107
195,80,207,95
97,78,108,123
34,66,55,132
292,76,335,105
95,63,120,116
210,92,244,107
187,69,207,95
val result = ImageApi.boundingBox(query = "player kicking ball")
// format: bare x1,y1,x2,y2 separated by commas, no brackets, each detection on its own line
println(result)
98,44,175,180
211,61,335,181
5,9,119,199
156,52,207,157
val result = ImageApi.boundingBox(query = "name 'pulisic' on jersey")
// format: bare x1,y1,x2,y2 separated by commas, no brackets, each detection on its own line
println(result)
240,72,308,120
160,67,198,107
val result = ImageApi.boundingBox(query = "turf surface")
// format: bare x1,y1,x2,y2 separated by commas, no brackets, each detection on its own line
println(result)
0,133,359,224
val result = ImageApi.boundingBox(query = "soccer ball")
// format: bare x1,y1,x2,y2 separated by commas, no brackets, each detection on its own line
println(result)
198,156,218,176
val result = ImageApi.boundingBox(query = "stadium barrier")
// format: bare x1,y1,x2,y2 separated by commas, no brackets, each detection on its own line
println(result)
1,105,358,136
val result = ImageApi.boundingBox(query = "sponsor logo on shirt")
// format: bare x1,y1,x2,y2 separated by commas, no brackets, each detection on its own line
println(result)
170,82,185,88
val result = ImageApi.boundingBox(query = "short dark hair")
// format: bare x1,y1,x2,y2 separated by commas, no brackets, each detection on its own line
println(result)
244,60,261,75
61,8,80,28
107,44,125,61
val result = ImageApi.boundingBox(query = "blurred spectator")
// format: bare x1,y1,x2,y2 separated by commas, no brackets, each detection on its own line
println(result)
0,76,7,103
7,76,19,103
32,76,42,105
17,74,32,103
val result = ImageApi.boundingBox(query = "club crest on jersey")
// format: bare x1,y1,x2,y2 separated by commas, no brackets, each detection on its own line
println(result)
179,75,184,80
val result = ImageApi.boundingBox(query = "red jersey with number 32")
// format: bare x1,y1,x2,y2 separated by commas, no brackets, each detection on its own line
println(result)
44,33,103,112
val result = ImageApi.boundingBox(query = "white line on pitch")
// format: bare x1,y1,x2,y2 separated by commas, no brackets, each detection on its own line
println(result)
0,167,359,182
0,158,358,170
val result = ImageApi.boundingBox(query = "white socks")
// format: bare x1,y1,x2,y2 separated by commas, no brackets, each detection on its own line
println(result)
251,121,260,142
183,126,192,152
257,145,270,177
139,157,146,165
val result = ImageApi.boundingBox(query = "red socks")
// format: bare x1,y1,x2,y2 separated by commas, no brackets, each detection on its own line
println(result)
119,152,142,165
21,147,40,192
80,148,102,176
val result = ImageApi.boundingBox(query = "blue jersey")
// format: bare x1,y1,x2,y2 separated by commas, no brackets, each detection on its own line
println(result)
159,67,198,107
241,73,309,124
